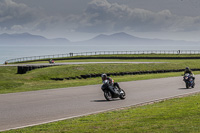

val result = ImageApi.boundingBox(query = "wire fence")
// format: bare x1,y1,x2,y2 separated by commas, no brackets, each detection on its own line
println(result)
5,50,200,63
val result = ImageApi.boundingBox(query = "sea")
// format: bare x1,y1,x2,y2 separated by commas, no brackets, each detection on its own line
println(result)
1,43,200,64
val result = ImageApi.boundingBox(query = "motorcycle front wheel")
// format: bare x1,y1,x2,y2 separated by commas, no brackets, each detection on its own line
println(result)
104,90,113,101
119,89,126,100
186,82,189,89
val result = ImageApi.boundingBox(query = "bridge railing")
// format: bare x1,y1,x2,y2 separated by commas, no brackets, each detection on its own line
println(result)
5,50,200,63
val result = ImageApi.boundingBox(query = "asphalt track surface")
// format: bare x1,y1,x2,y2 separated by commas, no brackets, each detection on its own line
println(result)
0,75,200,131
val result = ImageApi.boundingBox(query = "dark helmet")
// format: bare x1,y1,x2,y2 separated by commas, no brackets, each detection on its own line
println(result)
185,67,189,70
101,73,107,80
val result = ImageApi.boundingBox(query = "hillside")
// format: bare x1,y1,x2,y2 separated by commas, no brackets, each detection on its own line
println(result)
0,33,70,45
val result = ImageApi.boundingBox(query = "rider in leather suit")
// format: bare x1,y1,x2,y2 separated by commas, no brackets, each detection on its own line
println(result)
184,67,195,80
101,73,123,95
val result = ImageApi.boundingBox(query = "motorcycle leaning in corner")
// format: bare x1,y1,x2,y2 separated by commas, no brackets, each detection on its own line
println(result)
101,79,126,101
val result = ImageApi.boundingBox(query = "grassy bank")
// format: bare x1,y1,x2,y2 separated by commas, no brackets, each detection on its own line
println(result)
1,55,200,132
10,54,200,64
1,58,200,94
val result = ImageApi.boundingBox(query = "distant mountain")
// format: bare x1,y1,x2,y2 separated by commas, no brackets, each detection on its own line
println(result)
0,33,70,45
1,32,199,46
91,32,140,41
76,32,199,45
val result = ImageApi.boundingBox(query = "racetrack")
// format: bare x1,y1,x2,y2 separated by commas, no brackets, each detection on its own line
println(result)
0,61,166,66
0,75,199,131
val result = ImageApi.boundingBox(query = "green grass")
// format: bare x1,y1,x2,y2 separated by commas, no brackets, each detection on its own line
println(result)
4,93,200,133
10,54,200,64
0,67,186,94
1,58,200,94
2,55,200,132
11,59,165,64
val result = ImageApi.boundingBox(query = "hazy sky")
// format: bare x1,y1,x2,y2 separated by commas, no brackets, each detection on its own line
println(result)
1,0,200,41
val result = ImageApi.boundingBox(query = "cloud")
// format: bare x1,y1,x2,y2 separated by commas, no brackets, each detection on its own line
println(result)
74,0,200,33
1,0,200,37
0,0,39,30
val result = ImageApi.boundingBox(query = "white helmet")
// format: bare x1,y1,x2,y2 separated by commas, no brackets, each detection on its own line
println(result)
101,73,107,80
101,73,107,78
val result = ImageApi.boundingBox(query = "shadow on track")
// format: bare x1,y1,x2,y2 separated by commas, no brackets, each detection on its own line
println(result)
91,100,108,102
178,88,190,90
91,99,121,102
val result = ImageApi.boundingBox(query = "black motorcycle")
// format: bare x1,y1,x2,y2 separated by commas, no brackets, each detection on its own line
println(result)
183,73,195,89
101,80,126,101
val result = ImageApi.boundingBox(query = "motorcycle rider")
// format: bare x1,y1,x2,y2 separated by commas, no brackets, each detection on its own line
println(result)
183,67,195,80
49,59,55,64
184,67,193,75
101,73,123,95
